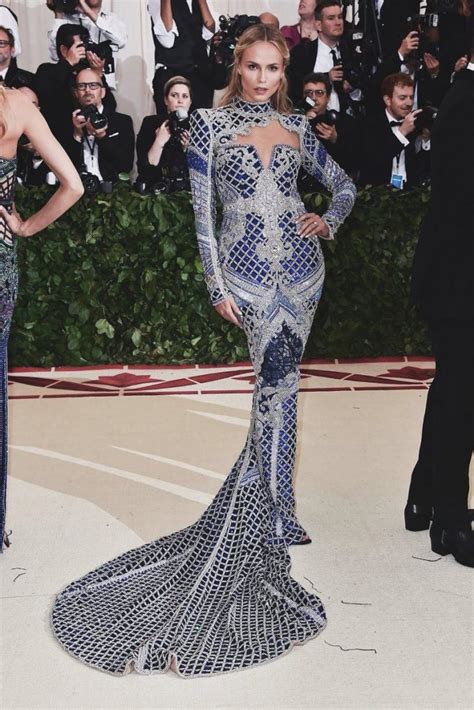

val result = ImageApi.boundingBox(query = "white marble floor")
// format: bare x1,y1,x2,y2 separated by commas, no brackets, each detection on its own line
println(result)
1,359,473,710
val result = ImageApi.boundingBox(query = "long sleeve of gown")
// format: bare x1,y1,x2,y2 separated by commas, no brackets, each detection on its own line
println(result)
300,118,357,240
187,109,228,306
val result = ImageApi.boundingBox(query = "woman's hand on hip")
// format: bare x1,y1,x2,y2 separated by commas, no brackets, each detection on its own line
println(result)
296,212,330,239
0,205,30,238
214,296,243,328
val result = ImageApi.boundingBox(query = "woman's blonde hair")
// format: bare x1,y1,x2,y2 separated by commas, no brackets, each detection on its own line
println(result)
220,24,292,113
0,84,8,138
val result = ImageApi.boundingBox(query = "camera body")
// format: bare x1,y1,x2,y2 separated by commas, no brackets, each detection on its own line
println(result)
415,104,438,132
84,39,114,74
216,14,260,66
51,0,78,13
79,104,108,131
168,109,190,144
79,168,112,197
309,109,339,129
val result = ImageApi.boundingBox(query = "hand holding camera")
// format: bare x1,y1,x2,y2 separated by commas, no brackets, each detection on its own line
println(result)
399,109,423,137
399,31,420,59
72,106,108,140
329,64,344,84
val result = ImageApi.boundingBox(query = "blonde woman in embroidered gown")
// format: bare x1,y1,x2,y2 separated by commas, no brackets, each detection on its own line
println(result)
51,25,356,677
0,86,83,552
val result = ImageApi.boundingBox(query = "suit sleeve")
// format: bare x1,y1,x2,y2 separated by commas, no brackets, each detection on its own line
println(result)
300,118,356,240
187,109,228,306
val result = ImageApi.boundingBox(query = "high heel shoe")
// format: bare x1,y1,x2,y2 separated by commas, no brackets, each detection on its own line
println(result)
430,521,474,567
404,502,433,531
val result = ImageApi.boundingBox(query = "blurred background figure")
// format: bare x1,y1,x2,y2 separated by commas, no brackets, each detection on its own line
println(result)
281,1,318,51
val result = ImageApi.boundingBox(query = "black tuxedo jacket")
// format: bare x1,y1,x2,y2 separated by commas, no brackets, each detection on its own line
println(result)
4,62,35,90
287,37,359,106
67,108,135,182
36,61,117,148
411,69,474,320
359,111,419,188
151,0,209,77
378,0,421,56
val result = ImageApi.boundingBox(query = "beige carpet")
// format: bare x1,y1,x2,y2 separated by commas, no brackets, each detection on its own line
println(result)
1,359,473,710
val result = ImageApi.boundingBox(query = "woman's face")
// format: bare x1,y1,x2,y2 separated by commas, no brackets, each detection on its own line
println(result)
164,84,192,113
298,0,317,18
238,41,285,103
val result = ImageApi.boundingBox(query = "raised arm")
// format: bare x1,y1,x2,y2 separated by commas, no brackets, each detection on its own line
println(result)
0,92,83,237
187,109,228,306
300,117,356,239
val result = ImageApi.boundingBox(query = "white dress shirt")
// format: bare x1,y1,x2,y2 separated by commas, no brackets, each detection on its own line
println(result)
386,108,409,186
313,39,341,112
148,0,216,52
48,10,127,89
74,104,105,180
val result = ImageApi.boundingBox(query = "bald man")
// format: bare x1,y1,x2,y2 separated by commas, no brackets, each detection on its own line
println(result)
259,13,280,29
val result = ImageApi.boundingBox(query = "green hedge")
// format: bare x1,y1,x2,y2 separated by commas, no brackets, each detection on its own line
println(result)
10,183,430,367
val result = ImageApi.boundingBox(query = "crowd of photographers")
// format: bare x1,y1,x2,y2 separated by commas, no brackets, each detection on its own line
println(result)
2,0,474,196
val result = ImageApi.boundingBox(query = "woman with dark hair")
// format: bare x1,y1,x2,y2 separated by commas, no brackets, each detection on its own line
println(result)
136,75,192,192
0,86,83,551
281,0,319,50
50,24,355,678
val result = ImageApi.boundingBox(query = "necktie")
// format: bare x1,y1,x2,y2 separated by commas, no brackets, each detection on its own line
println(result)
330,48,340,66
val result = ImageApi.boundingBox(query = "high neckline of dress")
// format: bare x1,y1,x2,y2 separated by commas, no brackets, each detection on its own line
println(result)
231,97,275,114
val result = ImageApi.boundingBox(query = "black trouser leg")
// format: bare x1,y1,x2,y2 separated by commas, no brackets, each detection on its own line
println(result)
407,374,438,506
430,319,474,527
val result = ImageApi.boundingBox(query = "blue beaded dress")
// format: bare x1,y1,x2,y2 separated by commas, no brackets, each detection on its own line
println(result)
0,157,17,552
51,99,356,677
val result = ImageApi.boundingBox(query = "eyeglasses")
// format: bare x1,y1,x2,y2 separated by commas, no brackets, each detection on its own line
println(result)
76,82,103,91
0,40,12,48
304,89,327,97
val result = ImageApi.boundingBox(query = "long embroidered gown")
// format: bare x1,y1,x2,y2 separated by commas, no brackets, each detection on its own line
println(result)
51,99,356,677
0,157,18,552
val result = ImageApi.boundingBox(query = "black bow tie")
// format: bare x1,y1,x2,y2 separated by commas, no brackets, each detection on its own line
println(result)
389,120,403,127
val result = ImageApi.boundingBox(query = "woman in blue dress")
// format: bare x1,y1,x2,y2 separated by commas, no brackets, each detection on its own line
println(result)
0,86,83,551
51,25,356,677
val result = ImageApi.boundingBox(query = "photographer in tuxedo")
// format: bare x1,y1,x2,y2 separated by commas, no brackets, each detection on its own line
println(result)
67,67,134,192
406,20,474,567
148,0,215,113
359,73,424,189
287,1,362,112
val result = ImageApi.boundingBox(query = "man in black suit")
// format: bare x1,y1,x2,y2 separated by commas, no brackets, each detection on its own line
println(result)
405,26,474,567
359,73,423,189
287,1,361,112
0,25,34,89
148,0,214,113
300,72,360,181
68,67,134,187
36,23,116,149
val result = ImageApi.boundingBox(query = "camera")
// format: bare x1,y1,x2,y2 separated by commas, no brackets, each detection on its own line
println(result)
84,39,114,75
168,108,190,144
407,12,441,61
51,0,78,13
216,14,260,66
309,109,339,129
78,104,108,131
79,167,112,197
415,104,438,132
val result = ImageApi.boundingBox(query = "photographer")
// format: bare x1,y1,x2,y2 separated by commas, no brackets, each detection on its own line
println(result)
148,0,215,113
136,75,191,193
0,26,34,89
46,0,127,90
287,1,362,114
360,73,427,189
368,25,450,113
36,23,116,149
68,67,134,194
209,14,260,91
0,5,21,57
300,72,360,182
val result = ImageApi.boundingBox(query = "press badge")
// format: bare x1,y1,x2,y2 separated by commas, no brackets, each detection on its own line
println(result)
391,173,404,190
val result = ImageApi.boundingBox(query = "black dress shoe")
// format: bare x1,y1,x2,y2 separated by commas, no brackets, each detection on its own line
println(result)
404,502,433,531
430,522,474,567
